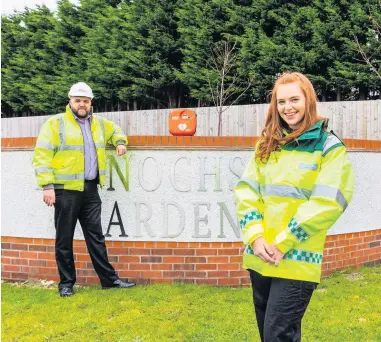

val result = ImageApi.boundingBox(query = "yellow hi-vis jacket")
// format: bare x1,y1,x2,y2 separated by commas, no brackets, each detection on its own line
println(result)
234,120,355,283
33,105,128,191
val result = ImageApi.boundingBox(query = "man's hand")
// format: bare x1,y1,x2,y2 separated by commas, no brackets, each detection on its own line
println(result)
43,189,55,207
268,244,285,266
116,145,127,156
252,237,275,264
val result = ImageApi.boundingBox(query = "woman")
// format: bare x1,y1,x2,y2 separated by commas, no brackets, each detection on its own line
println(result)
234,72,354,341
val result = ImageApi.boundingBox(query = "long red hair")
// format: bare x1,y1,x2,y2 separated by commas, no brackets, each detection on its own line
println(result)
256,72,322,162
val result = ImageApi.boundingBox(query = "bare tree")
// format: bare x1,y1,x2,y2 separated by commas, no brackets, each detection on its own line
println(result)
207,40,252,136
354,2,381,79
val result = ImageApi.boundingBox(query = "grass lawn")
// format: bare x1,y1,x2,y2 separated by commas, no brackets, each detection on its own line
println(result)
2,266,381,342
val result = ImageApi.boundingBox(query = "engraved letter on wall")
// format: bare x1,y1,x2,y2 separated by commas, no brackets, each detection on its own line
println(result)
161,202,185,238
170,157,191,192
217,202,239,238
192,202,211,238
105,201,128,237
198,157,222,192
107,155,129,191
138,157,163,192
134,202,155,237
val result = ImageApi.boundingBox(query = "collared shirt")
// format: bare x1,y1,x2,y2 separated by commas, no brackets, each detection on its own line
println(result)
74,115,98,180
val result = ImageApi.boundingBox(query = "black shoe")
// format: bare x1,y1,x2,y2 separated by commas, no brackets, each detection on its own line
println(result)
59,287,74,297
102,279,136,289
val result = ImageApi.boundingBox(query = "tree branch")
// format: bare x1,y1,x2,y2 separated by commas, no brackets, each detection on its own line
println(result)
353,35,381,79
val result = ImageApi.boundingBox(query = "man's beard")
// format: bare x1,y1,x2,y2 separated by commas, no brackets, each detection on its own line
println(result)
72,108,90,118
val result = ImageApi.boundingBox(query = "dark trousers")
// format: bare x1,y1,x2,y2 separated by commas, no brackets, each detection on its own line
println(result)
249,270,317,342
54,180,118,289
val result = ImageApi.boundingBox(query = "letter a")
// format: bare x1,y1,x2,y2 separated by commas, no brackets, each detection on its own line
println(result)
105,201,128,237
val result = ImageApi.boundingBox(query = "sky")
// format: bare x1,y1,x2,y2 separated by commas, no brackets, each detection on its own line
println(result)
1,0,78,15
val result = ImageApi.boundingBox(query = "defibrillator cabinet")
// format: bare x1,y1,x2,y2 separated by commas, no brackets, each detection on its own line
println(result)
169,109,197,136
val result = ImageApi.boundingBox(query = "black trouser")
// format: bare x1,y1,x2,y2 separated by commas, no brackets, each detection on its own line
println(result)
54,180,118,289
249,270,317,342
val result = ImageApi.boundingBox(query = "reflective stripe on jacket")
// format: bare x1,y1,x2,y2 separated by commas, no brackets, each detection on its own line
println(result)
234,120,355,283
33,105,127,191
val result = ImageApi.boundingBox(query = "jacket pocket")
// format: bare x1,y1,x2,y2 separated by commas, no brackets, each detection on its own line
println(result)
52,157,77,169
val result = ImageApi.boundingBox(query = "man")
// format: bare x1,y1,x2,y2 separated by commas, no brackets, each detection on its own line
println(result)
33,82,135,297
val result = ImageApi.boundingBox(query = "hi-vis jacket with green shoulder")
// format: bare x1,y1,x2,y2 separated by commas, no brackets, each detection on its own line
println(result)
33,105,127,191
234,120,355,283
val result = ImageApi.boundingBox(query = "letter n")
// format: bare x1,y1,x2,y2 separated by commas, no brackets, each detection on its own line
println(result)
107,155,129,191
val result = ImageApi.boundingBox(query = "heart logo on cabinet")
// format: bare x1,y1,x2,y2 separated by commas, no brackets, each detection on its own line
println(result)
178,123,187,131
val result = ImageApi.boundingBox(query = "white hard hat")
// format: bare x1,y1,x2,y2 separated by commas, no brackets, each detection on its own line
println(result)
68,82,94,99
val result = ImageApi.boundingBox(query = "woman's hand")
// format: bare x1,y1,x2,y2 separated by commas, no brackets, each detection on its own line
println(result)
252,237,275,264
268,244,285,266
